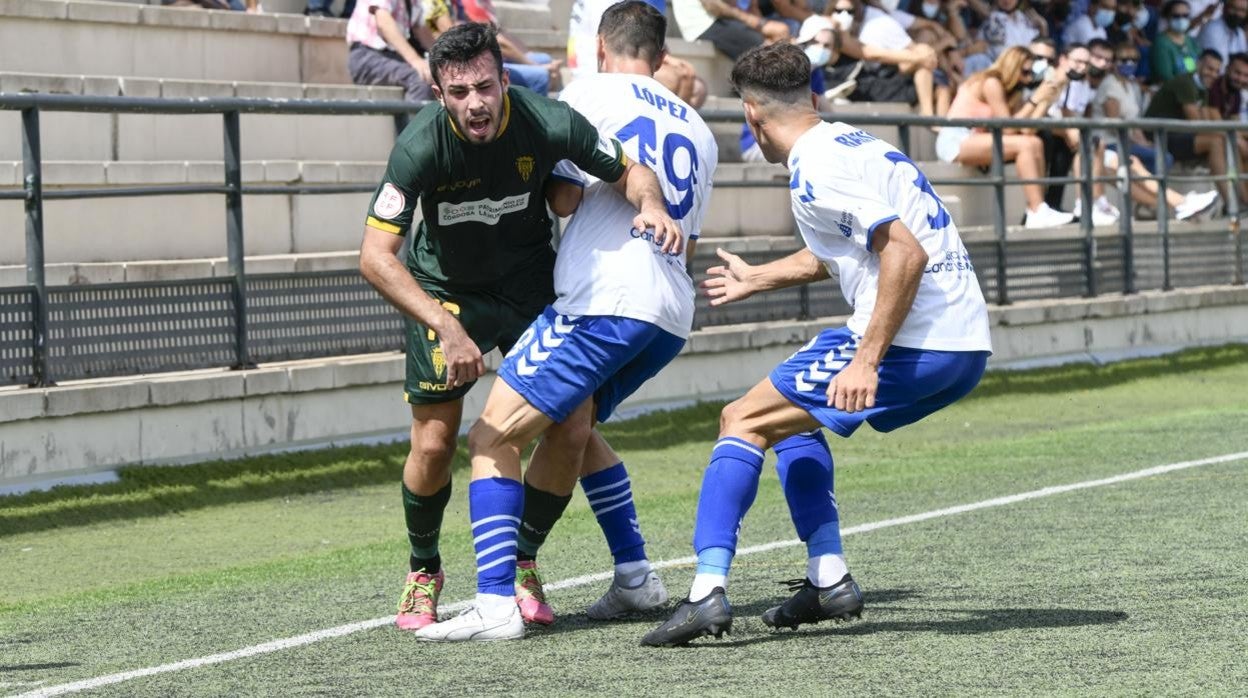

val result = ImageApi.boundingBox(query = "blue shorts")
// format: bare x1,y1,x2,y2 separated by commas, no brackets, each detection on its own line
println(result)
499,306,686,424
769,327,989,437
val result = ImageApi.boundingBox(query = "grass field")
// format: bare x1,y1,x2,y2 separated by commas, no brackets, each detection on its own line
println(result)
2,346,1248,696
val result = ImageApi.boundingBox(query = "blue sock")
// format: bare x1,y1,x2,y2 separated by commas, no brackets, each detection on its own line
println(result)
581,462,647,564
774,430,841,554
469,477,523,597
692,437,766,576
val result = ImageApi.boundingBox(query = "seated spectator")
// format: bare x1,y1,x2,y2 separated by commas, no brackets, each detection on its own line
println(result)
425,0,561,93
164,0,260,8
1063,0,1115,46
740,0,811,36
1040,42,1095,214
1027,36,1056,79
567,0,708,107
879,0,964,108
1153,0,1202,81
673,0,792,60
1106,0,1156,81
741,15,841,161
1144,51,1248,205
963,0,1047,74
1198,0,1247,65
828,0,942,116
346,0,435,102
1205,52,1248,190
937,46,1077,227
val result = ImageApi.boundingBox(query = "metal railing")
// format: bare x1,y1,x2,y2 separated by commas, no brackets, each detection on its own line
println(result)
1,93,1244,388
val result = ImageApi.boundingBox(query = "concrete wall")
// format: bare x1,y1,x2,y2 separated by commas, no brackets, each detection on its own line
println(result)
2,285,1246,486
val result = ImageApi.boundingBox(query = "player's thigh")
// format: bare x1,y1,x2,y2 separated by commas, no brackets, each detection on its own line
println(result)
865,349,990,433
498,309,658,424
404,287,502,404
720,377,823,448
593,328,686,423
470,375,556,450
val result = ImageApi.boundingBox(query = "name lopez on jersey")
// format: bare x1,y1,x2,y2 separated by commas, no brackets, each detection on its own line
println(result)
631,84,689,123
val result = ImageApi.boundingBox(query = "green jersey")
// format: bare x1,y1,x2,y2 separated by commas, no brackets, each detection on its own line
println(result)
366,86,629,288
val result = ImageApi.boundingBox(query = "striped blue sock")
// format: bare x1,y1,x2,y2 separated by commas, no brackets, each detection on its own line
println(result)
580,462,647,564
692,437,767,575
774,430,839,545
469,477,523,597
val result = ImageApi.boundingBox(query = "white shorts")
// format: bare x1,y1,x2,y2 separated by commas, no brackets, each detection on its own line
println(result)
935,126,972,164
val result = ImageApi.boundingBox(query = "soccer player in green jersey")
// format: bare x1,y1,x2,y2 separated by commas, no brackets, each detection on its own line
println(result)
358,22,678,632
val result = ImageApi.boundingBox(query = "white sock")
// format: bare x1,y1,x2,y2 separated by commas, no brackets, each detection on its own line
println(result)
688,573,727,602
475,592,515,618
614,559,652,588
807,554,849,588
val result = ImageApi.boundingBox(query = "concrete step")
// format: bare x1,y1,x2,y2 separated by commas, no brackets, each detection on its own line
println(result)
0,0,349,84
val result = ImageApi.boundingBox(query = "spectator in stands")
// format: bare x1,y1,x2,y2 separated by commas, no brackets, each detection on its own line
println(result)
1153,0,1202,81
567,0,708,107
1040,42,1096,215
1206,52,1248,182
1106,0,1156,81
1063,0,1115,46
1144,51,1248,204
673,0,792,60
828,0,943,117
164,0,260,9
963,0,1047,74
879,0,964,108
424,0,562,93
1198,0,1248,65
346,0,435,102
937,46,1077,227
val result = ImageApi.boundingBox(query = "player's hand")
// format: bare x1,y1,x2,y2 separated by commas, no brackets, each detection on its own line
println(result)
702,248,757,306
826,358,878,413
411,58,434,87
437,320,484,389
634,207,684,256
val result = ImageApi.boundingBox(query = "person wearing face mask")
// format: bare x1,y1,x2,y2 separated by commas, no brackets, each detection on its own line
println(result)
963,0,1047,74
1106,0,1155,81
1036,43,1093,211
1063,0,1115,46
1144,51,1248,205
825,0,943,117
1153,0,1203,81
740,15,843,161
1198,0,1248,65
939,46,1077,227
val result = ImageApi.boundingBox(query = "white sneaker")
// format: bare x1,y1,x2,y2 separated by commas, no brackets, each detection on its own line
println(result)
586,571,670,620
1174,190,1220,221
1092,196,1120,226
1024,202,1076,229
414,604,525,642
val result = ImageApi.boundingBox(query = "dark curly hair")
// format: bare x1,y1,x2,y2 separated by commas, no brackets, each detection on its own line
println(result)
427,22,505,87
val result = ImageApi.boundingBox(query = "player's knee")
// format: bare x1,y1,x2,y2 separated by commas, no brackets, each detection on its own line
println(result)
466,416,521,457
409,431,457,470
543,415,593,453
719,398,748,434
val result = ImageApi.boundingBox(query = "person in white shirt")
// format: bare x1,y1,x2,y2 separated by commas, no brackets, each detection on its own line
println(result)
415,0,715,643
1197,0,1248,65
642,41,992,648
1063,0,1115,45
964,0,1048,73
830,0,942,116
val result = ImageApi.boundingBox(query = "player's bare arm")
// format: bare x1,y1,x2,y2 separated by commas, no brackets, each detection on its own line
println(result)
827,219,927,413
359,226,485,387
544,178,583,217
702,247,830,306
611,161,684,255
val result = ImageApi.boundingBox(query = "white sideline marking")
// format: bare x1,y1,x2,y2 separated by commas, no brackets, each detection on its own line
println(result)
15,450,1248,698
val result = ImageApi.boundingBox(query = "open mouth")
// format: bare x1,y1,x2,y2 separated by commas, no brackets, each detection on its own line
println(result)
466,114,491,138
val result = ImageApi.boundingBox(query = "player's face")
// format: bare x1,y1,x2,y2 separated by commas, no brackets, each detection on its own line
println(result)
1229,59,1248,91
433,52,510,145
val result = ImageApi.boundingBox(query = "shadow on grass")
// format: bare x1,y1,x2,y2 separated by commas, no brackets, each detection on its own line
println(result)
0,662,80,672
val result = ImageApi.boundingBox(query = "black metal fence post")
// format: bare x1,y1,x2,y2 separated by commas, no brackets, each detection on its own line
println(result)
1224,126,1243,285
991,128,1010,305
22,107,51,387
223,111,253,369
1154,128,1172,290
1115,127,1135,294
898,123,912,158
1079,125,1096,297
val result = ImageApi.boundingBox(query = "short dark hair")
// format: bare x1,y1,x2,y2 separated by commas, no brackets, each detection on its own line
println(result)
1088,38,1112,53
598,0,667,64
1062,41,1087,57
1199,48,1224,64
731,42,812,105
1230,52,1248,68
1161,0,1188,16
428,22,504,87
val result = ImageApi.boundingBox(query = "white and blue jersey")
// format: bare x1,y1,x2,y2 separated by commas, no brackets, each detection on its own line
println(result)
771,122,992,434
498,72,716,423
788,121,992,352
